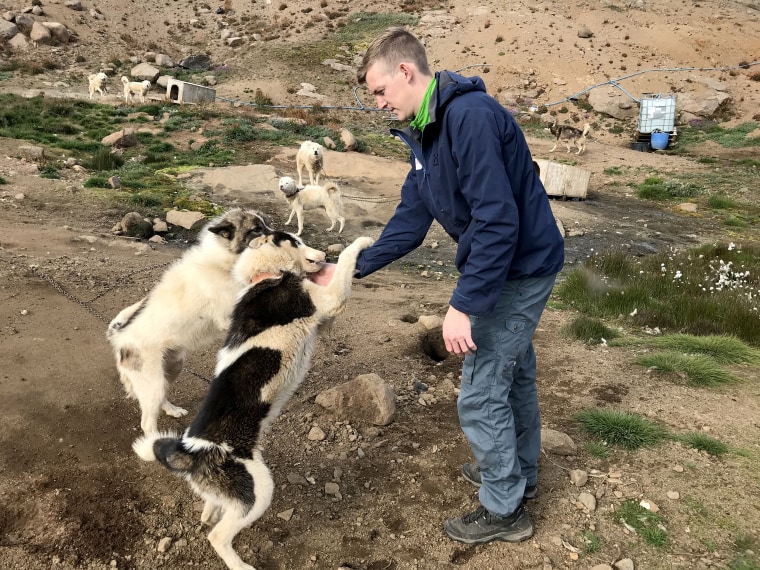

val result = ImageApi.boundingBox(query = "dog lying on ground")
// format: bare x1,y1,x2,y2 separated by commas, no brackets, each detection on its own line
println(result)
546,121,591,155
107,208,272,434
278,175,345,236
88,72,108,100
296,140,325,186
134,232,374,570
121,76,152,103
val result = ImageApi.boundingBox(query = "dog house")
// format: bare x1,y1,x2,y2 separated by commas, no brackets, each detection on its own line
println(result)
165,78,216,104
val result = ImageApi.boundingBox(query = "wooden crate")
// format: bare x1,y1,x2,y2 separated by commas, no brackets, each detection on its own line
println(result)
534,159,591,200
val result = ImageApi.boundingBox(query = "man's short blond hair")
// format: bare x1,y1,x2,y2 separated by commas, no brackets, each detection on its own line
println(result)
357,27,431,84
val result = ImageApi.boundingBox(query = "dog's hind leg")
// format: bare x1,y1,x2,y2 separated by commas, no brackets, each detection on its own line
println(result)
207,452,273,570
285,207,297,227
549,142,558,153
124,356,171,434
161,348,189,419
201,501,223,525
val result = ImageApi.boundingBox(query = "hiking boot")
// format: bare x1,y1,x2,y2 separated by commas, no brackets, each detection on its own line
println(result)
461,463,538,500
443,504,534,545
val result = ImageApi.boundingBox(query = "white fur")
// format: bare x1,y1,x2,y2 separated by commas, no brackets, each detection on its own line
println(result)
278,175,345,236
295,140,325,186
121,76,152,103
88,72,108,100
106,209,270,434
133,234,374,570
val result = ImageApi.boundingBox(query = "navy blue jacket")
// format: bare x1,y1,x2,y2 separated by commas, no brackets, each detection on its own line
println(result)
355,71,564,316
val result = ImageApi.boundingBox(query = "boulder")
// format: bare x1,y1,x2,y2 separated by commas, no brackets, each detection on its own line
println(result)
166,209,206,230
41,21,71,43
179,53,212,71
29,21,51,44
154,53,174,67
101,128,138,148
587,88,639,120
130,62,160,82
0,20,19,42
315,373,397,426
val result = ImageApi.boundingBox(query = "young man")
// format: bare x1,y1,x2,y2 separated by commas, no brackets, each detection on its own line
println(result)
313,27,564,545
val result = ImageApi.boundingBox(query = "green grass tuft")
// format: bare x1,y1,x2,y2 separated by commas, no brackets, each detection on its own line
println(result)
562,315,619,345
580,530,603,554
634,351,741,387
585,441,611,458
614,500,669,547
678,432,729,456
611,334,760,364
574,408,669,450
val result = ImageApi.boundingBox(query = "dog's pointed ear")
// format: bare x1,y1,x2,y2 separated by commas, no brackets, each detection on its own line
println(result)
249,234,274,249
208,220,235,240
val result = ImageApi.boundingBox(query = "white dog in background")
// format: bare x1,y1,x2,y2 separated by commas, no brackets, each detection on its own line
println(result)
88,72,108,100
121,76,152,103
133,232,374,570
296,140,325,186
279,175,345,236
106,209,273,434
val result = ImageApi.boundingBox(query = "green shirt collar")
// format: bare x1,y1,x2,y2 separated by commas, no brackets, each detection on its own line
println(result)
410,78,437,131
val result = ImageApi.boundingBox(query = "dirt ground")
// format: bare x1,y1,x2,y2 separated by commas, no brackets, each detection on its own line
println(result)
2,0,760,569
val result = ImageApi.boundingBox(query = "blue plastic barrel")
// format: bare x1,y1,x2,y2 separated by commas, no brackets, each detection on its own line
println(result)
650,132,669,150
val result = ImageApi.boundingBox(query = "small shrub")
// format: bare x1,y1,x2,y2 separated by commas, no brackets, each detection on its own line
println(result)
0,175,7,184
634,352,741,387
574,408,668,450
254,88,273,109
83,175,111,188
86,147,124,171
580,530,602,554
562,315,619,345
614,500,669,547
678,432,729,456
39,163,61,179
708,194,736,209
585,441,611,458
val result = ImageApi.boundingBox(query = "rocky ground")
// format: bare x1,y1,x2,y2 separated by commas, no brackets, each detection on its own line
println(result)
1,0,760,570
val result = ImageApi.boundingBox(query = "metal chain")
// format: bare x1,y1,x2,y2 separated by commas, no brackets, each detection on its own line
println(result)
87,262,172,302
25,263,212,384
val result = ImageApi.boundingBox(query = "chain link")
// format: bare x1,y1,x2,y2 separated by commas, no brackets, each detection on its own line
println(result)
24,263,212,384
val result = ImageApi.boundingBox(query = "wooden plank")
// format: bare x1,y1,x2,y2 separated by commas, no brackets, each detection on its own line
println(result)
534,159,591,199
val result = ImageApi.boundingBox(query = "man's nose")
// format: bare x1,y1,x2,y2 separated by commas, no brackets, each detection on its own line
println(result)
376,96,388,110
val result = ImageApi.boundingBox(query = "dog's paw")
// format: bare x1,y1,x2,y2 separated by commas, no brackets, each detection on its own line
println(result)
162,402,189,418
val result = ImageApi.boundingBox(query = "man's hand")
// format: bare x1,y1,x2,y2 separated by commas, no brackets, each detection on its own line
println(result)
307,263,337,286
443,305,477,357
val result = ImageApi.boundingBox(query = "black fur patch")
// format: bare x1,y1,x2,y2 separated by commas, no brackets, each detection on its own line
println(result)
225,272,316,348
186,347,279,457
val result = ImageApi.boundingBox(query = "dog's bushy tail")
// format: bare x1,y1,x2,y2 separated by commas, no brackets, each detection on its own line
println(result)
133,431,194,472
324,181,340,195
582,123,591,136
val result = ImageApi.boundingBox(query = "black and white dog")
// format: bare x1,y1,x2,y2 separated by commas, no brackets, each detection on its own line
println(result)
107,208,272,435
134,231,374,570
546,120,591,155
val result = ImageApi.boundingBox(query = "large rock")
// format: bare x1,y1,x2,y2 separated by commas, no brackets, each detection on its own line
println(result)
587,87,638,120
29,21,51,44
179,53,212,71
166,209,206,230
154,53,174,67
41,21,71,43
541,427,577,455
101,128,138,148
130,62,160,82
315,373,397,426
15,13,35,32
0,19,18,41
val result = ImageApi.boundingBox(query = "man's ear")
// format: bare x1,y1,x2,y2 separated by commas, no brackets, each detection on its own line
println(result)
398,62,413,81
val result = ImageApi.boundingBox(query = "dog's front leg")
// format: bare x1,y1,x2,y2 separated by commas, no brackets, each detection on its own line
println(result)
549,142,558,153
295,207,304,236
201,501,222,525
310,237,374,317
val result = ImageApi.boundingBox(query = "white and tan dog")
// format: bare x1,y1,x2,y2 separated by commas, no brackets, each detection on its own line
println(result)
88,72,108,100
121,76,152,103
296,140,325,186
546,120,591,155
107,208,272,435
134,232,374,570
278,175,345,236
